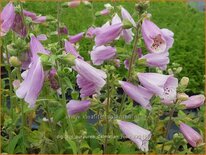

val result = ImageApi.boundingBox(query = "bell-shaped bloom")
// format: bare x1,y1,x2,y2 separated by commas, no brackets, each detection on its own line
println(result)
66,100,91,115
137,73,178,105
111,13,134,44
30,35,49,61
75,58,106,98
119,81,153,110
93,21,110,36
95,23,123,46
16,59,44,108
140,52,169,70
180,95,205,109
141,19,174,53
91,45,116,65
85,27,95,38
0,2,15,36
23,9,46,24
15,35,48,107
117,120,151,152
69,32,84,43
64,40,82,59
121,7,136,27
179,123,203,147
11,13,27,38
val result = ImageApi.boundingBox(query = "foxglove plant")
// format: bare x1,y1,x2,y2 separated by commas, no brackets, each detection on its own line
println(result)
1,1,205,154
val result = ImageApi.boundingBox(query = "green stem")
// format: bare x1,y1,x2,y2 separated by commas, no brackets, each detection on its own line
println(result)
104,72,111,154
21,102,26,153
5,48,14,120
118,22,141,116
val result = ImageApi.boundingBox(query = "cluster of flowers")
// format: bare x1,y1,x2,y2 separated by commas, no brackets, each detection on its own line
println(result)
1,1,205,152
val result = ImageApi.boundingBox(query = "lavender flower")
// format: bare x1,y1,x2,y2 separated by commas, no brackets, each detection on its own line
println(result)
69,32,84,43
64,40,82,59
0,3,15,36
179,123,203,147
137,73,178,105
91,45,116,65
140,52,169,70
117,120,151,152
11,13,27,38
119,81,153,110
66,100,91,115
95,23,123,46
141,19,174,53
75,59,106,98
180,95,205,109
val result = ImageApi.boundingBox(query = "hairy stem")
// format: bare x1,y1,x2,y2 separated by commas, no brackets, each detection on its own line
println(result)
118,22,140,116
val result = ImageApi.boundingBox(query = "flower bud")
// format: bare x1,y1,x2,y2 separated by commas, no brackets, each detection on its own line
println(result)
9,56,22,67
135,1,150,14
180,77,189,87
64,53,76,66
122,19,133,29
177,93,189,101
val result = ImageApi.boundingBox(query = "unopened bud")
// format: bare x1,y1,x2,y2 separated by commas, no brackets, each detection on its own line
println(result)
9,56,22,67
135,1,150,14
180,77,189,87
64,54,76,66
175,67,182,74
123,19,133,29
168,69,173,75
177,93,189,101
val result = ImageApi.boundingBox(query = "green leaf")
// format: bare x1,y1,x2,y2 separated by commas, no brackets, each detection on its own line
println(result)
7,134,21,153
67,140,77,154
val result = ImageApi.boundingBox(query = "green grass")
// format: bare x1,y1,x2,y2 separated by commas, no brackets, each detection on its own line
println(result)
2,1,205,94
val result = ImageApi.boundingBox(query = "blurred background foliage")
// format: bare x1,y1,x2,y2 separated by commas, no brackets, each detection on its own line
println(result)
1,1,205,94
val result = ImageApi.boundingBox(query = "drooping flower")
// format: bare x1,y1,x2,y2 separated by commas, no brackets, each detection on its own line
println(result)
0,2,15,36
111,13,134,44
140,52,169,70
69,32,84,43
179,123,203,147
16,59,44,108
66,100,91,115
141,19,174,53
180,95,205,109
15,35,48,107
75,58,106,98
119,81,153,110
64,40,82,59
91,45,116,65
137,73,178,105
30,35,49,61
23,9,46,24
95,23,123,46
121,7,136,27
11,13,27,37
117,120,151,152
